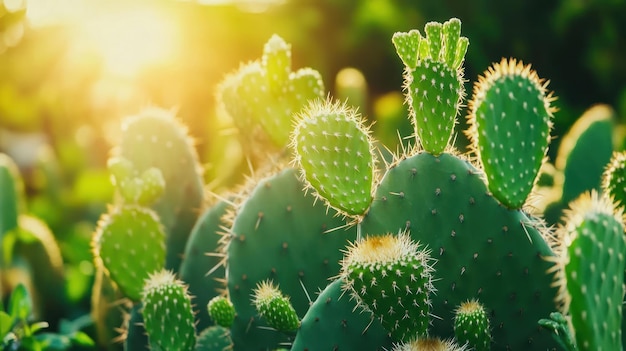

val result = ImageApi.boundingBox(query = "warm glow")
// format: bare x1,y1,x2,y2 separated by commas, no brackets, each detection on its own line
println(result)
81,8,177,77
26,0,178,77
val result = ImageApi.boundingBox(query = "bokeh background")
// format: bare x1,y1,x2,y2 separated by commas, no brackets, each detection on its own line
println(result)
0,0,625,348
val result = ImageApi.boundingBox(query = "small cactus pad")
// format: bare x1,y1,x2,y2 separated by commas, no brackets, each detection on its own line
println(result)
141,269,196,351
219,35,325,149
538,312,577,351
195,326,232,351
252,280,300,332
467,58,555,209
107,157,165,206
602,151,626,210
549,191,625,350
341,233,435,341
392,337,468,351
292,99,376,216
93,205,166,301
453,299,492,351
207,296,236,328
393,18,468,155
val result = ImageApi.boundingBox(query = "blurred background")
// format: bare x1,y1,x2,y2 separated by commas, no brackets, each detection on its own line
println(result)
0,0,624,347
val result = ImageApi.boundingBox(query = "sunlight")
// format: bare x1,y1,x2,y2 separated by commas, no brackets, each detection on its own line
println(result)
26,0,178,78
81,8,178,77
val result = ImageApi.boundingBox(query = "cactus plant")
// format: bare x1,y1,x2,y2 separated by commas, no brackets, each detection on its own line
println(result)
340,232,435,341
548,191,625,350
453,299,491,351
141,269,196,351
252,280,300,333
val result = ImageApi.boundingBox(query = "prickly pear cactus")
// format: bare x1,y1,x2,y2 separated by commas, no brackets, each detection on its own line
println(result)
116,107,204,272
207,296,235,329
467,58,555,209
549,191,625,351
219,34,325,150
252,280,300,332
392,18,468,155
453,299,491,351
92,205,166,302
340,233,435,341
293,18,560,350
292,99,377,216
392,337,467,351
141,269,196,351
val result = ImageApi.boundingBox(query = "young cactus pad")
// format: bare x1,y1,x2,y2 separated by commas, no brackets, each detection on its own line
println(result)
207,296,235,328
92,205,166,301
392,18,468,155
341,232,435,341
141,269,196,351
467,58,555,209
453,299,491,351
292,99,376,216
252,280,300,332
549,191,625,351
219,35,325,149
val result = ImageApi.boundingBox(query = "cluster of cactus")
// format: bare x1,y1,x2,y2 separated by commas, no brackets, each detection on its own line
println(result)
88,17,626,351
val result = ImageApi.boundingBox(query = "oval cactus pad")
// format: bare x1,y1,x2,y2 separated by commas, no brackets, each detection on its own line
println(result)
467,58,555,209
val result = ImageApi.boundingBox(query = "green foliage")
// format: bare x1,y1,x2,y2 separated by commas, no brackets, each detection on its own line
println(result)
195,326,232,351
1,284,94,351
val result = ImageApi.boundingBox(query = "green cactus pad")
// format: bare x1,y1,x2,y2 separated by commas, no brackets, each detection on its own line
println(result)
118,107,204,272
195,325,232,351
392,337,468,351
603,151,626,209
549,191,625,351
554,104,615,205
207,296,235,329
292,279,393,350
341,233,435,341
179,198,230,331
361,152,559,349
292,99,376,216
141,269,196,351
219,35,324,149
93,205,166,301
252,280,300,332
467,58,555,209
394,18,467,155
225,167,356,350
453,299,491,351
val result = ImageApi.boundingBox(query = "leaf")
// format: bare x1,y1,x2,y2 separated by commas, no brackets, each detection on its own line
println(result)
0,311,14,338
70,331,95,346
8,284,32,321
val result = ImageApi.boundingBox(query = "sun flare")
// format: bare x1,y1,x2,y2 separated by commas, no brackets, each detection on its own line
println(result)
27,0,178,78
